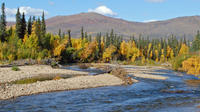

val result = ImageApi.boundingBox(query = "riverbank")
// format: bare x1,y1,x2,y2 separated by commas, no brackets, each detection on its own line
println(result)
0,65,88,83
0,65,133,100
0,74,125,100
0,64,175,100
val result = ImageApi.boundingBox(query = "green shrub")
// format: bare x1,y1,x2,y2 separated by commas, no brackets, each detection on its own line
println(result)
38,49,49,60
12,65,20,71
171,54,192,71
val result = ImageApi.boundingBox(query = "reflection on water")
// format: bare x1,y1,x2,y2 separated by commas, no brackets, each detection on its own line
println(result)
0,66,200,112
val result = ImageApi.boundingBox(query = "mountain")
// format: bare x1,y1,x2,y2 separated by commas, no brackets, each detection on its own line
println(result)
9,12,200,39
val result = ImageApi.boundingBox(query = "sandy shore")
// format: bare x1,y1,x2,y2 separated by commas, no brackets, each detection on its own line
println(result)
0,74,124,100
0,65,88,83
0,65,131,100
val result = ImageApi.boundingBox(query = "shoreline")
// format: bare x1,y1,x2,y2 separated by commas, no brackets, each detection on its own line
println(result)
0,65,135,100
0,74,125,100
0,64,173,100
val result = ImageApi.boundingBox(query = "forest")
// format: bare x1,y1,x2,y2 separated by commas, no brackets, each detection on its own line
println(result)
0,3,200,75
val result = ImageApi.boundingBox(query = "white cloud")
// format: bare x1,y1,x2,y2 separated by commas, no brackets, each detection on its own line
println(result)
5,6,48,16
88,5,117,16
143,19,157,23
146,0,165,3
3,7,48,21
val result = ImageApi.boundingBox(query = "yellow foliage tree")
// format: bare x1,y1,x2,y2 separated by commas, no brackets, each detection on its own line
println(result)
72,38,83,50
178,44,189,55
103,45,117,62
170,49,174,59
160,49,165,62
120,40,140,62
54,39,68,57
147,43,152,59
166,46,171,59
80,41,98,62
50,35,61,51
155,49,159,62
120,41,127,56
182,56,200,75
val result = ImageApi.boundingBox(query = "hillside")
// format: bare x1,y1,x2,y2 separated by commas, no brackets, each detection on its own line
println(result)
9,12,200,39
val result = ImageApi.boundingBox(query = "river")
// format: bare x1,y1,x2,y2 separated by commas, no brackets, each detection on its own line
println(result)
0,66,200,112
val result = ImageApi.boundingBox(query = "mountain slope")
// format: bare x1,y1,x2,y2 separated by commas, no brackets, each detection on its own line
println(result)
46,12,144,38
9,12,200,39
45,13,200,39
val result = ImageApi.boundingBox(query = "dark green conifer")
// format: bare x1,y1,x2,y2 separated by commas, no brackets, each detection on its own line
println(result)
0,3,6,41
16,8,22,38
67,29,72,47
27,16,32,35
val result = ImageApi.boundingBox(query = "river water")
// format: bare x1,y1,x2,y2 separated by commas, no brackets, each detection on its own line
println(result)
0,66,200,112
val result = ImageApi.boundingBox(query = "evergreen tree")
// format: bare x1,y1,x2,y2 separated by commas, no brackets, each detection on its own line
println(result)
34,18,42,46
67,29,72,47
0,3,6,42
41,11,46,36
85,32,88,41
191,31,200,52
16,8,22,39
81,26,84,40
21,12,26,39
110,29,114,45
105,32,110,48
36,18,41,38
88,35,92,42
58,29,61,37
32,16,36,22
130,35,135,42
96,33,102,58
27,16,32,36
183,35,187,45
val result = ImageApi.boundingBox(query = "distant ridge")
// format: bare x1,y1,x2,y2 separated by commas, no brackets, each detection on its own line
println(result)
8,13,200,39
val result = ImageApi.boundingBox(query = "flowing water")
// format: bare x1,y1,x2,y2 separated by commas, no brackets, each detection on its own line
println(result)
0,66,200,112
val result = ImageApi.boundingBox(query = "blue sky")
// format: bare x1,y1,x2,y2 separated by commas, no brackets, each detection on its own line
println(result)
0,0,200,22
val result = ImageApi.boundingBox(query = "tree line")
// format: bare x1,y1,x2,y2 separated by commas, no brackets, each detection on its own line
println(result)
0,3,200,75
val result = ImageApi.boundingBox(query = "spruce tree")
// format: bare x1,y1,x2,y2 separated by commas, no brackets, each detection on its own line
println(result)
183,35,187,45
96,33,102,59
85,32,88,41
21,12,26,39
110,29,114,45
67,29,72,47
105,32,110,48
0,3,6,41
88,35,92,42
81,26,84,40
58,29,61,37
32,16,36,22
41,11,46,36
27,16,32,36
36,18,41,36
191,31,200,52
16,8,22,38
